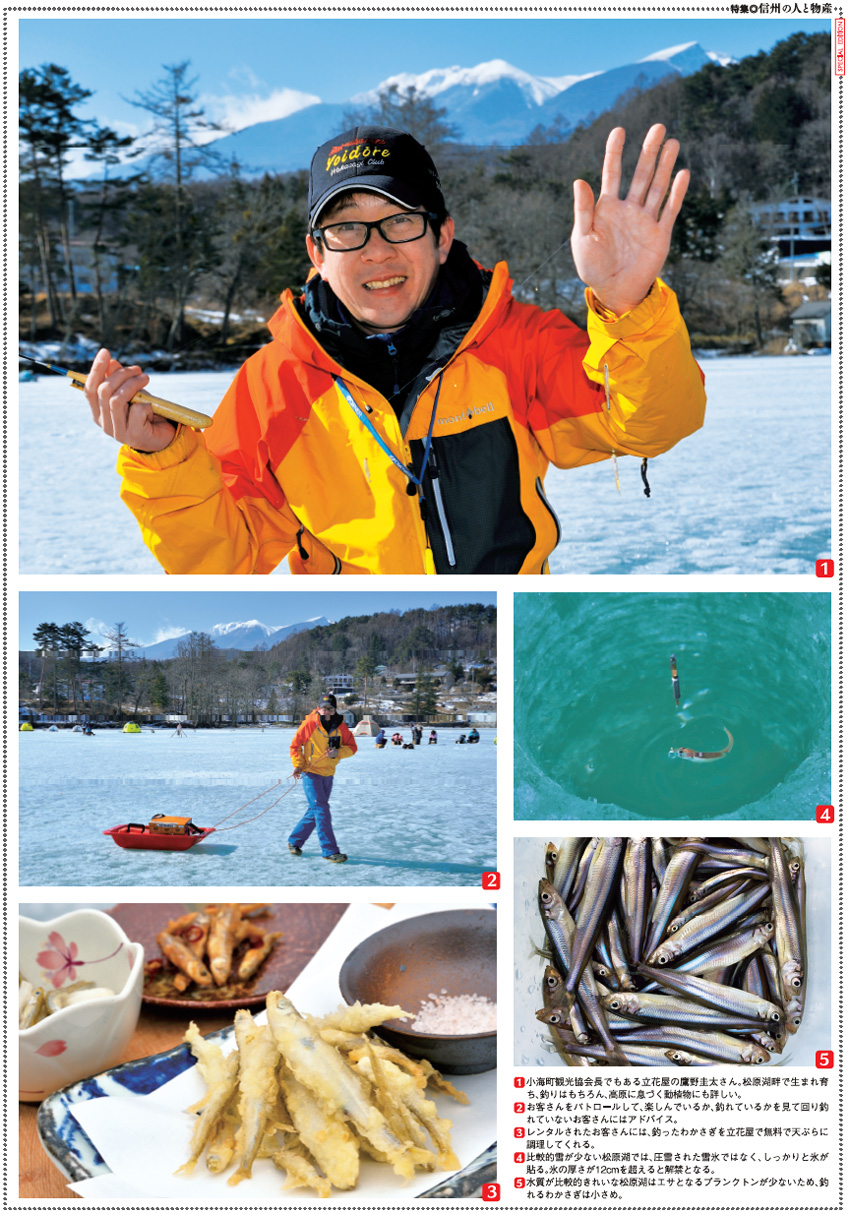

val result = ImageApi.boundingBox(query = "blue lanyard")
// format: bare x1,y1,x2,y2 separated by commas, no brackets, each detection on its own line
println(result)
334,374,443,501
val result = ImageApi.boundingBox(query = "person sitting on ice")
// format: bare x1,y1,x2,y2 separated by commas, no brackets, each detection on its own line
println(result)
83,122,705,575
467,727,481,743
428,729,438,744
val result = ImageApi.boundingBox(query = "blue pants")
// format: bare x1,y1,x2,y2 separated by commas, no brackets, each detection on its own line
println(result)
288,773,339,856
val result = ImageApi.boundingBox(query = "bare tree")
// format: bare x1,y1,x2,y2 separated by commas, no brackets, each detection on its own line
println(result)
128,61,225,349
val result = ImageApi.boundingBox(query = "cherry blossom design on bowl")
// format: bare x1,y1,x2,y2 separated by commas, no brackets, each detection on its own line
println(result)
36,931,124,988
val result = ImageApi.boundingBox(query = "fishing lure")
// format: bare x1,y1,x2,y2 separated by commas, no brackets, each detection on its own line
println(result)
670,654,680,707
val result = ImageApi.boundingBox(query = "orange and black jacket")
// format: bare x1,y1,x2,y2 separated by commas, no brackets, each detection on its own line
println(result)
290,711,357,777
117,264,706,574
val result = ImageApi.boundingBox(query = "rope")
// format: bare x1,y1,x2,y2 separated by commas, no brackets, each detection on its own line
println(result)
212,781,301,833
209,745,334,833
211,779,283,828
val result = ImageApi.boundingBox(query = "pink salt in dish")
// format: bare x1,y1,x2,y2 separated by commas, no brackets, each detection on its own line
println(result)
410,991,498,1035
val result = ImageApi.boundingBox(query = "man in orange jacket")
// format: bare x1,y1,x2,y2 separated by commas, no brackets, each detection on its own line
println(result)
84,122,705,574
288,694,357,863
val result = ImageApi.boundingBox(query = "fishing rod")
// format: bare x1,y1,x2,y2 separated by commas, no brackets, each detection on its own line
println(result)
19,354,213,430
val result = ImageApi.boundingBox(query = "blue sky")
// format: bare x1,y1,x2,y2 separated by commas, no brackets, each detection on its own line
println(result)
19,591,496,651
18,15,830,164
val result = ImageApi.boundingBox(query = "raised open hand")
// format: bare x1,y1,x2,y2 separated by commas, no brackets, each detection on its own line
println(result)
571,124,689,317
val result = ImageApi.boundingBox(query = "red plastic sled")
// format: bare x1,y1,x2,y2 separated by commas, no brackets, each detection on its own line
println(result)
103,822,215,850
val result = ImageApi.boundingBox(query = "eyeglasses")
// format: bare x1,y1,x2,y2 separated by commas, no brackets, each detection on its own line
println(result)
313,211,438,252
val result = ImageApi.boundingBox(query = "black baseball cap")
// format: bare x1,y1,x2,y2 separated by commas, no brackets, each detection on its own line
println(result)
308,125,445,230
318,694,337,709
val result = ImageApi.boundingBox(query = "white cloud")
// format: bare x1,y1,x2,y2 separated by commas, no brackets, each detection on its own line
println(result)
201,86,321,133
83,617,187,650
148,625,191,646
227,64,266,91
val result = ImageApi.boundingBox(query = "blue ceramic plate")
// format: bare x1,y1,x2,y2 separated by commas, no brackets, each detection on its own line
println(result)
36,1026,496,1197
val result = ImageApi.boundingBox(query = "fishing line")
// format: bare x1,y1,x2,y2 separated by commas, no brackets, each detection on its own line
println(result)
513,238,574,295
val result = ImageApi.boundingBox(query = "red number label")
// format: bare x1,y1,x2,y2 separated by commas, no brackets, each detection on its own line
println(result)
816,804,834,823
515,1178,526,1189
514,1126,526,1138
514,1102,525,1114
483,871,501,889
816,559,834,577
816,1050,834,1068
483,1182,501,1201
514,1151,526,1163
514,1076,526,1088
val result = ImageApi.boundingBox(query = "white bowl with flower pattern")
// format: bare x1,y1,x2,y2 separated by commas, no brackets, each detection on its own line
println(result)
19,910,144,1102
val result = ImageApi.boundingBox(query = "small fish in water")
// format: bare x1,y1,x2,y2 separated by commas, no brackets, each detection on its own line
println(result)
669,727,734,762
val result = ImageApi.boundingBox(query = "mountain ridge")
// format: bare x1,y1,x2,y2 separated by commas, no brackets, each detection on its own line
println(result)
190,41,732,178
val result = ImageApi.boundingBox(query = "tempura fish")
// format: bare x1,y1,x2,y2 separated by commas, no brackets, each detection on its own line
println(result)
227,1010,284,1185
267,992,432,1181
175,1023,240,1176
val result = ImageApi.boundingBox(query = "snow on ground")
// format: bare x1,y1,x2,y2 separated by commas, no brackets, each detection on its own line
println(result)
18,728,497,888
18,355,829,575
547,354,831,575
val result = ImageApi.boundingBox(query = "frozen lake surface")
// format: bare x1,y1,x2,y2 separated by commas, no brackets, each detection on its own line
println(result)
18,355,829,575
18,728,497,887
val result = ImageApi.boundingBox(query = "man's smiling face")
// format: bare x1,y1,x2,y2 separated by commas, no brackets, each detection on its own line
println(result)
306,191,454,334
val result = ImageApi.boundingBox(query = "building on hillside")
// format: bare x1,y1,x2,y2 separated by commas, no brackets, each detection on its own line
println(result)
751,196,831,282
789,300,831,349
324,674,354,695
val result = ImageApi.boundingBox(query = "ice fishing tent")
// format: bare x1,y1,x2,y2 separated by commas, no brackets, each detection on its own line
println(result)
19,722,33,731
122,722,141,733
353,716,381,736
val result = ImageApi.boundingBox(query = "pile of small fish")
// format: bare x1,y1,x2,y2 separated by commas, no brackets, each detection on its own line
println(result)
537,836,806,1066
145,903,282,1000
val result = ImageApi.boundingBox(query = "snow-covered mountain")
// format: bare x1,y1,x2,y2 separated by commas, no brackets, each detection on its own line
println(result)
199,42,730,177
136,617,329,659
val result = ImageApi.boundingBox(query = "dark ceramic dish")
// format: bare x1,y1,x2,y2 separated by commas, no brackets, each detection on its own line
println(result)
338,908,496,1073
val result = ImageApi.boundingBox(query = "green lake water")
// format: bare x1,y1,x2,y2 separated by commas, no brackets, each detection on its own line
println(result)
514,592,830,821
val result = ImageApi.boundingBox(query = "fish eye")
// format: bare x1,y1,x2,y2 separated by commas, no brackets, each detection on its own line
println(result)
770,1011,781,1021
609,999,622,1010
792,977,802,989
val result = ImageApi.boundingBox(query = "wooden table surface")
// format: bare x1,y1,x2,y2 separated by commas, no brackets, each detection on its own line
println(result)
19,903,351,1199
